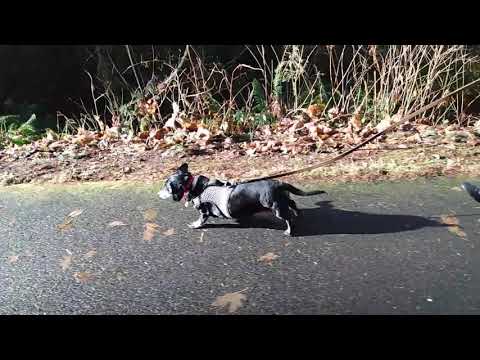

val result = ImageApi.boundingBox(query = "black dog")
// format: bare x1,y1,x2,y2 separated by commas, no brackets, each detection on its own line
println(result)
158,163,326,236
462,182,480,202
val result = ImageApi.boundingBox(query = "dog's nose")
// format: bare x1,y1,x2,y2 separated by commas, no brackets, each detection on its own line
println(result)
158,188,172,200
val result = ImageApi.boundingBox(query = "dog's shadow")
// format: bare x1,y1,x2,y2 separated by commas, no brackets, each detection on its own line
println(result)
203,201,447,237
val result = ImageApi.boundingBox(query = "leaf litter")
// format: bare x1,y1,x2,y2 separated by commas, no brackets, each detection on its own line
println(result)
57,208,84,232
67,209,84,218
440,214,467,238
108,220,127,227
212,288,248,313
144,222,160,241
258,252,280,265
60,255,73,271
3,107,480,187
73,271,95,284
7,255,19,264
144,208,157,222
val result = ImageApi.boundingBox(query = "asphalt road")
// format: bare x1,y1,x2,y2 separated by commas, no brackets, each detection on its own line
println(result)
1,178,480,315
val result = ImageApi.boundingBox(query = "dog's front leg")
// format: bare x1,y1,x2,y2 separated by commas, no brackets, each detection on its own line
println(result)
188,207,209,229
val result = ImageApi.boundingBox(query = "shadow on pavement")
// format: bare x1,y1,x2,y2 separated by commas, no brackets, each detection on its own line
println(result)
202,200,447,237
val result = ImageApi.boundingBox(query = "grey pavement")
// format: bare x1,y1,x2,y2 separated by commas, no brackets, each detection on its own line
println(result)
0,178,479,314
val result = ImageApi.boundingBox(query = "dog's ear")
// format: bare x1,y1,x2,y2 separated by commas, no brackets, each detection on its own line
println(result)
178,163,189,173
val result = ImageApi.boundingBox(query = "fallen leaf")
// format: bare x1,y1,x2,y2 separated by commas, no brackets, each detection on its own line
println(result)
84,249,97,259
307,104,324,119
376,117,392,133
144,222,160,241
183,121,199,132
73,133,96,146
350,113,363,131
60,255,72,271
8,255,19,264
105,126,120,139
271,99,284,119
196,126,211,141
138,131,149,140
73,271,94,284
108,220,127,227
448,226,467,238
162,228,175,236
327,107,341,119
144,208,157,222
441,214,459,227
258,252,279,265
67,209,84,218
212,288,248,313
440,215,467,238
57,220,73,232
48,140,66,151
289,119,305,133
164,102,184,129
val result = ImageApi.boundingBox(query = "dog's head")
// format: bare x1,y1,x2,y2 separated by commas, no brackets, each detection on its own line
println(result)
158,163,193,202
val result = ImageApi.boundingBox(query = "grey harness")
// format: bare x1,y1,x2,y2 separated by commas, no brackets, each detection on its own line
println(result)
191,185,235,218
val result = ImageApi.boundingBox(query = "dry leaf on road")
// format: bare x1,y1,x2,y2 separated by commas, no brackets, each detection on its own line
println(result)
8,255,19,264
84,249,97,259
440,215,467,238
212,288,248,313
57,219,74,231
57,209,83,232
67,209,84,218
60,255,72,271
144,222,160,241
144,208,157,222
258,252,279,265
162,228,175,236
73,271,94,284
108,221,127,227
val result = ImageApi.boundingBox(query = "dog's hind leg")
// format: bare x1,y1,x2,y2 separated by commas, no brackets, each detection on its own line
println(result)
288,199,299,217
272,202,294,236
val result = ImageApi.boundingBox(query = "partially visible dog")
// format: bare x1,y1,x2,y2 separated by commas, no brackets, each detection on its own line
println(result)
462,182,480,202
158,163,326,236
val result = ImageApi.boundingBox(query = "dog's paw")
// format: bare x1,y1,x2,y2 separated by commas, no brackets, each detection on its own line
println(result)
284,229,292,236
188,222,203,229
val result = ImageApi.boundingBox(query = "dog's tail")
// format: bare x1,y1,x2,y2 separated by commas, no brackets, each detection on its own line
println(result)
462,182,480,202
281,183,326,196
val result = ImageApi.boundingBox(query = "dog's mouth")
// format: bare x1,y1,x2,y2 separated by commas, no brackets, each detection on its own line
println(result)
158,187,172,200
157,185,187,202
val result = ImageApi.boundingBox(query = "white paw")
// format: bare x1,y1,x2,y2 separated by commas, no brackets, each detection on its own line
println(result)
188,221,203,229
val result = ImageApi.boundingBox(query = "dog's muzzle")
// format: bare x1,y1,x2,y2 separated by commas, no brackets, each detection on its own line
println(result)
158,187,172,200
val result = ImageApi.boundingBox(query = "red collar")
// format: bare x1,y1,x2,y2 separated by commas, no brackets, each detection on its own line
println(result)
182,175,194,201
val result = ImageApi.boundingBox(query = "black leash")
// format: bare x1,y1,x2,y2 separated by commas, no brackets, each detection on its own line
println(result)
239,78,480,184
